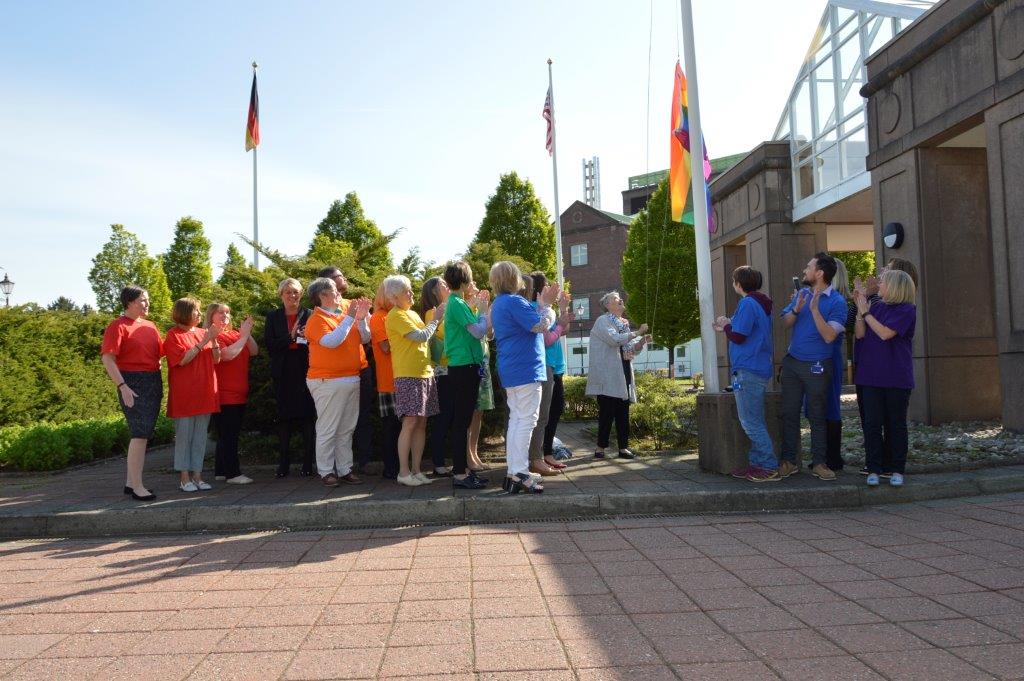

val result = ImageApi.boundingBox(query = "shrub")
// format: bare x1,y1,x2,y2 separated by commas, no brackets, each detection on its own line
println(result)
0,415,174,472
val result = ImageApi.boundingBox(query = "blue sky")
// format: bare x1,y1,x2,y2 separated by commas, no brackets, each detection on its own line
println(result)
0,0,826,308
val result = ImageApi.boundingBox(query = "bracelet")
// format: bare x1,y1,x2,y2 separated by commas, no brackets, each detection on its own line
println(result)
117,382,126,389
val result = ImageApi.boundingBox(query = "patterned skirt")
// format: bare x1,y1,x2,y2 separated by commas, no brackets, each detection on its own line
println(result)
118,371,163,439
394,376,440,418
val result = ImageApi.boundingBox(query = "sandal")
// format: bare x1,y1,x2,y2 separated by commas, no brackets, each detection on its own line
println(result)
506,472,544,494
543,458,567,469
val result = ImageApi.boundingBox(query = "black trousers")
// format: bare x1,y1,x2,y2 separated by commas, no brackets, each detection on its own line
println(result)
380,413,400,478
856,383,892,469
214,403,246,479
277,416,315,475
780,354,832,467
597,395,630,450
544,373,565,456
353,365,375,468
448,364,482,476
861,386,911,474
428,373,455,469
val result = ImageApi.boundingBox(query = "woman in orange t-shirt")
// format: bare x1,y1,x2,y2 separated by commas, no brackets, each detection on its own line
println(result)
207,303,258,485
303,277,372,487
164,297,222,492
100,285,164,501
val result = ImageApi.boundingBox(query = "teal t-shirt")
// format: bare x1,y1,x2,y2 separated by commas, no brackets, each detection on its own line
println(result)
444,292,484,366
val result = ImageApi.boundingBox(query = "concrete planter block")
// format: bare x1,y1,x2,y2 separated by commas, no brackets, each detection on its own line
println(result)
464,494,601,522
697,391,787,475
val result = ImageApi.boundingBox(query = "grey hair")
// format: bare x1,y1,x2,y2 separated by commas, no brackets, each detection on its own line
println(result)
382,275,412,306
307,277,336,307
277,278,302,296
599,291,622,312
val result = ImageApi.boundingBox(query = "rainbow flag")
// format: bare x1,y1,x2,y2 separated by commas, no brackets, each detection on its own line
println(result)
670,62,713,230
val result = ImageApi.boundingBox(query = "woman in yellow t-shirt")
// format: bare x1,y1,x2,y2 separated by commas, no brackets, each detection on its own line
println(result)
384,275,447,487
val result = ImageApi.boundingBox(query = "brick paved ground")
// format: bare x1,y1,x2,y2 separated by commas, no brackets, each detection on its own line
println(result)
1,494,1023,679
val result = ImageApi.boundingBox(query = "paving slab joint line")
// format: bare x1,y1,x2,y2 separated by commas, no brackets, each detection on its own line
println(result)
3,471,1024,539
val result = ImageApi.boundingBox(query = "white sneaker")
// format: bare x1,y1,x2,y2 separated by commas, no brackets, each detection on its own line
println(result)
414,472,433,484
194,480,213,491
226,475,253,485
179,481,199,492
396,474,423,487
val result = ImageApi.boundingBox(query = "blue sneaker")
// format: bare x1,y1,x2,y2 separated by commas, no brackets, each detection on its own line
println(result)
890,473,904,486
866,473,880,486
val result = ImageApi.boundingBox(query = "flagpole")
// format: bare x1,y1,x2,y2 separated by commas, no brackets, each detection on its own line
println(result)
252,61,260,270
679,0,719,393
547,59,569,363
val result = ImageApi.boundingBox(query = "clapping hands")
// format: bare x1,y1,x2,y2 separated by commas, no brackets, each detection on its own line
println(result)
713,315,730,332
540,282,562,307
239,315,255,337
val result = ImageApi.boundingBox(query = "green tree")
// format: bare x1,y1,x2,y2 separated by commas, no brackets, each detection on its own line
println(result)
88,224,172,320
162,216,213,302
311,193,393,274
472,172,555,276
47,296,81,312
832,250,877,290
217,243,249,288
621,178,699,376
461,240,534,293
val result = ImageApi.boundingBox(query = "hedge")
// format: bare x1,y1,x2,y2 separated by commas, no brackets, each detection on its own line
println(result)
0,415,174,472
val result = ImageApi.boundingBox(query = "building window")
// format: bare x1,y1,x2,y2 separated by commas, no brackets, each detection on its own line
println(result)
649,344,664,351
571,347,587,355
572,297,590,320
570,243,588,266
677,345,686,357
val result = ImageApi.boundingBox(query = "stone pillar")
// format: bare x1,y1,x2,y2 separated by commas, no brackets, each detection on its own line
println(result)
987,89,1024,431
872,148,1001,424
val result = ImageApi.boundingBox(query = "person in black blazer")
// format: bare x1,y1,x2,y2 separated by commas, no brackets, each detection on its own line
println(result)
264,278,317,477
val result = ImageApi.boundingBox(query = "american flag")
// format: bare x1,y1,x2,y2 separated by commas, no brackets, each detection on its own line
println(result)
543,85,553,156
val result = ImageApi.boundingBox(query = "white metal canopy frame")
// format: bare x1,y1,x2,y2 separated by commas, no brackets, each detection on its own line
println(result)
772,0,934,222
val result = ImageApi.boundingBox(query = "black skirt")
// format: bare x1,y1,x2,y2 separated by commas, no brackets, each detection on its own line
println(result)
118,371,163,439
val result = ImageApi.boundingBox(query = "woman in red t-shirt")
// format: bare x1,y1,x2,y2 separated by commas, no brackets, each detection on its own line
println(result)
100,286,164,501
164,297,222,492
206,303,258,485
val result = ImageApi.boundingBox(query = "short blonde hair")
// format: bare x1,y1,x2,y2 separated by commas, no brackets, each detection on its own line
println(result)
373,280,393,312
489,261,522,294
382,275,412,306
171,297,201,326
203,303,230,330
277,278,302,296
881,269,916,305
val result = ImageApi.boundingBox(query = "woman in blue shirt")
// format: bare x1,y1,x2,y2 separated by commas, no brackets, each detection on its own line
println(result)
488,261,559,493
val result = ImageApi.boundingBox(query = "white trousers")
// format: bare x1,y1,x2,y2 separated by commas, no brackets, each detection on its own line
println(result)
307,378,360,477
505,382,543,477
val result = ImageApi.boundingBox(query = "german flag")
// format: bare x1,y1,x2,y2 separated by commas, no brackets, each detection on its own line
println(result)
245,73,260,152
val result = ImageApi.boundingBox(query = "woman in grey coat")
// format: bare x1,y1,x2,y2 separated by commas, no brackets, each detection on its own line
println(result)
585,291,648,459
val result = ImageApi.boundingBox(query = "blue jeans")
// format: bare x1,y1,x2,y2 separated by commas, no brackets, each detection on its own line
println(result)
733,370,777,470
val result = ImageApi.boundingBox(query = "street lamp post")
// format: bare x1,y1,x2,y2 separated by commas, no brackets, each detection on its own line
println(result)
0,273,13,308
576,304,585,376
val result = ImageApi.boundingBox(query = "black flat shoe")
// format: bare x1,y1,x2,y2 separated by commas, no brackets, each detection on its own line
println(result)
617,449,636,459
130,490,156,501
453,475,487,490
467,471,489,485
594,451,606,459
275,470,289,479
123,486,132,495
299,469,314,477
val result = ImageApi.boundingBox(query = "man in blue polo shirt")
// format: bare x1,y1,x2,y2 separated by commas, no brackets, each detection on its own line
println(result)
779,252,848,481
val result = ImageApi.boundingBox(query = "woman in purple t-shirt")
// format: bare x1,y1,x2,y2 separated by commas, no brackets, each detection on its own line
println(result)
854,270,917,487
